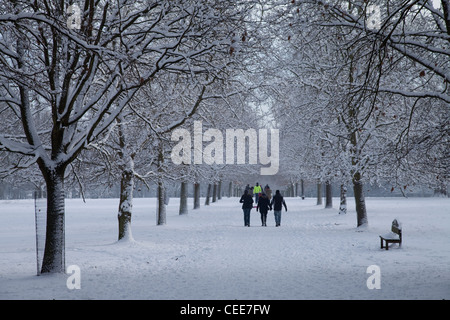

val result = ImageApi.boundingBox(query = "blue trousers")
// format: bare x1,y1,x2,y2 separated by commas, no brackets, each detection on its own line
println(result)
274,210,282,226
243,208,251,226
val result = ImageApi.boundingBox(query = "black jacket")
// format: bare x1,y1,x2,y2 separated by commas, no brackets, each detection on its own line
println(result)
270,194,287,211
257,196,271,213
240,194,254,209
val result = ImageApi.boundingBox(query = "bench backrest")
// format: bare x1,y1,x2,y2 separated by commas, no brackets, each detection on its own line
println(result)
391,219,402,235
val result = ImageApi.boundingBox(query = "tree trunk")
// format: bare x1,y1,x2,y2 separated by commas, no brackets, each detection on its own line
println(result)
301,179,305,199
353,173,368,227
205,184,211,205
193,183,200,209
179,181,188,215
339,185,347,214
316,181,323,205
157,180,166,225
347,52,368,228
41,167,66,274
325,181,332,208
156,140,166,225
118,161,134,241
212,183,217,202
218,181,222,200
228,181,232,198
117,116,135,240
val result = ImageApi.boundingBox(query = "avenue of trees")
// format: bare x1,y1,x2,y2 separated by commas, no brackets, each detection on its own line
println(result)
0,0,448,273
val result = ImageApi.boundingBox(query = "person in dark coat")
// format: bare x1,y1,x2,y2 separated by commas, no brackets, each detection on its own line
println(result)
257,192,271,226
270,190,287,227
239,189,254,227
264,184,272,200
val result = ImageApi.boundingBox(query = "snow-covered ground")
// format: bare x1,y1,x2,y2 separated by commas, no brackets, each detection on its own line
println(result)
0,196,449,300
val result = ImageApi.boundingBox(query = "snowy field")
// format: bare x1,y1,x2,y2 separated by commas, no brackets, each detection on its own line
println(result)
0,196,449,300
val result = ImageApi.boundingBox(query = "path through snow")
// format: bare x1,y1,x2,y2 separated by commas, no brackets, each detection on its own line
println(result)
0,196,449,300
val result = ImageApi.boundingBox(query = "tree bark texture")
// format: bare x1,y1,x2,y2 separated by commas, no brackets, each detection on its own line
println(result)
205,184,211,205
212,183,217,203
193,183,200,209
179,181,188,215
218,181,222,200
316,181,323,205
41,167,66,274
157,180,166,225
325,181,333,208
353,173,368,227
339,185,347,215
118,163,134,240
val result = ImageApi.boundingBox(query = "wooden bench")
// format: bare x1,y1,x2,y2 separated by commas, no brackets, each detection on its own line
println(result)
379,219,402,250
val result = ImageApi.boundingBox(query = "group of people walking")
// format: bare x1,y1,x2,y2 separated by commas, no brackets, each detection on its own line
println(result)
240,182,287,227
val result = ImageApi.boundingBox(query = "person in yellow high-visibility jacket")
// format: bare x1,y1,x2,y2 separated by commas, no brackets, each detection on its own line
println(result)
253,183,262,204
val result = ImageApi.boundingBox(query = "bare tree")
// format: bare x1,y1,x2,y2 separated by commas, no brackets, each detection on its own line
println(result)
0,0,248,273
